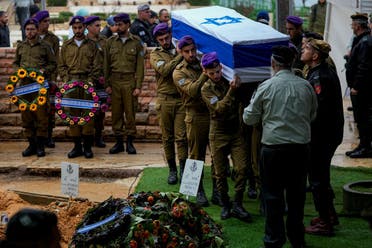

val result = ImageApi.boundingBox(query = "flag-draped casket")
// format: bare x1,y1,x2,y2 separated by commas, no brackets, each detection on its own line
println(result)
171,6,289,82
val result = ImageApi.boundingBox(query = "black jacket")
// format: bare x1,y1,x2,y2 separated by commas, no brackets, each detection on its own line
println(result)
346,31,372,90
307,62,344,145
130,18,157,47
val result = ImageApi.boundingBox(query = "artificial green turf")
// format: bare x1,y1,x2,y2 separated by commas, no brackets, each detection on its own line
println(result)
135,166,372,248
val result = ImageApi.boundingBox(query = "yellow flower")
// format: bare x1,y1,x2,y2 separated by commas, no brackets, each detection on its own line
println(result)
30,103,38,111
10,76,18,83
60,88,65,94
69,120,75,125
10,96,18,103
89,112,95,117
29,71,37,78
39,88,47,95
5,84,14,93
17,68,27,78
66,117,70,122
38,96,46,105
83,84,89,89
57,110,63,115
19,103,27,111
36,75,44,84
92,92,97,97
80,118,85,122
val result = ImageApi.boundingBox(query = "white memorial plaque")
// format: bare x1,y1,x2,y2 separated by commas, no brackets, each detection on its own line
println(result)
61,162,79,197
179,159,204,197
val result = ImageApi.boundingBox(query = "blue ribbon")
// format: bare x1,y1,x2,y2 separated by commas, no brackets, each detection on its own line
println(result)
76,206,133,234
60,98,100,110
10,81,49,96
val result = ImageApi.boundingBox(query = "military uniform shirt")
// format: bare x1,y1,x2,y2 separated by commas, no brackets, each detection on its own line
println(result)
243,69,317,145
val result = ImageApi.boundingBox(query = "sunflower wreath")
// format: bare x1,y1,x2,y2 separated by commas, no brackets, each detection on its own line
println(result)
5,68,48,112
55,81,100,126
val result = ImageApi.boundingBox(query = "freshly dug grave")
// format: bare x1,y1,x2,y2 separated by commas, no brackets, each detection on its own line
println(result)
0,190,95,247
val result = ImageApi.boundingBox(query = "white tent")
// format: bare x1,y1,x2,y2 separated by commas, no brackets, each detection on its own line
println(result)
171,6,289,82
325,0,372,94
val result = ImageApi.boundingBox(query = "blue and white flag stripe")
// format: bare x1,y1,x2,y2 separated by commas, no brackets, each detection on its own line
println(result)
61,98,98,109
171,6,289,82
11,81,49,96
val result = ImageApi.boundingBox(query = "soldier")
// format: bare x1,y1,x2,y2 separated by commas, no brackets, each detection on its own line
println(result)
130,4,157,47
309,0,327,35
172,35,212,207
33,10,60,148
59,16,98,159
104,13,144,155
100,15,118,39
85,16,107,148
286,16,305,71
158,8,170,24
301,39,344,236
150,23,187,185
201,52,252,222
0,11,10,47
13,18,57,157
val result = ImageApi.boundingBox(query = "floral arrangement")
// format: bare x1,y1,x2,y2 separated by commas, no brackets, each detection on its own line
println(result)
70,192,225,248
5,68,47,112
55,81,100,126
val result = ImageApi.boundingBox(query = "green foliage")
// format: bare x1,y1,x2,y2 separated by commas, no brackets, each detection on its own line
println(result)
47,0,67,6
91,13,108,20
50,17,65,24
188,0,211,6
136,166,372,248
58,11,73,22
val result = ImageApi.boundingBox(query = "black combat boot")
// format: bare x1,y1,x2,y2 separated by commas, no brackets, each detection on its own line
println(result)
22,137,37,157
231,192,252,222
196,180,209,207
83,135,94,158
109,136,124,154
179,159,186,182
36,136,46,157
68,137,83,158
211,178,224,206
95,131,106,148
45,126,55,148
167,159,178,185
126,135,137,154
220,194,231,220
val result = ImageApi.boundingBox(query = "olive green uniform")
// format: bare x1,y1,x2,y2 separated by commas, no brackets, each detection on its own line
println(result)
40,31,59,81
59,37,98,136
104,34,144,137
309,2,327,35
13,39,57,138
201,77,248,198
172,60,210,162
150,46,187,162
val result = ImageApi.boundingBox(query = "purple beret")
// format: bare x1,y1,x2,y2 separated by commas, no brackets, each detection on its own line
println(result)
286,16,303,26
201,52,220,68
114,13,130,23
153,22,170,37
33,10,49,22
84,15,100,25
23,18,39,29
177,35,195,50
69,16,85,26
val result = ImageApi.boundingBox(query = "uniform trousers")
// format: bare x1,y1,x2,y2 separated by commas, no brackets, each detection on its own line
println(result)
260,144,309,248
21,105,48,138
157,94,187,161
353,91,372,148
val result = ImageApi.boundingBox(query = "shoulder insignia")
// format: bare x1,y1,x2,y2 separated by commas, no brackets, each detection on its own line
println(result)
210,96,218,105
139,31,146,36
178,78,185,86
156,61,165,67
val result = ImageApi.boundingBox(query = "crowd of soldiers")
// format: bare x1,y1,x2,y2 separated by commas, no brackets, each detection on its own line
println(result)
9,0,372,247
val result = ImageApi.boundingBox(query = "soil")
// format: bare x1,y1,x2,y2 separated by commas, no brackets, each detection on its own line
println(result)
0,190,96,247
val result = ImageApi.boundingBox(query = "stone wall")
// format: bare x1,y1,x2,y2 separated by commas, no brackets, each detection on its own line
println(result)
0,47,161,141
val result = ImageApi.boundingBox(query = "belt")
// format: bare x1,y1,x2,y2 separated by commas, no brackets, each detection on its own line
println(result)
111,72,135,79
158,93,181,99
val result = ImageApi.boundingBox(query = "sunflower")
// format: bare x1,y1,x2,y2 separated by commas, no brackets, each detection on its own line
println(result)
17,68,27,78
30,103,38,111
39,88,47,95
38,96,46,105
36,75,45,84
10,96,18,103
19,103,27,111
10,76,18,83
29,71,37,78
5,84,14,93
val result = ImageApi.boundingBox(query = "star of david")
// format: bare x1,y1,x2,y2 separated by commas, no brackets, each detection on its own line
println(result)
201,16,243,26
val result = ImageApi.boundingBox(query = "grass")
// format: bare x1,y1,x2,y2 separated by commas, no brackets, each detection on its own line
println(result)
135,166,372,248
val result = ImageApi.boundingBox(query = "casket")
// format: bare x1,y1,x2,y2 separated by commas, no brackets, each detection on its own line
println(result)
171,6,289,83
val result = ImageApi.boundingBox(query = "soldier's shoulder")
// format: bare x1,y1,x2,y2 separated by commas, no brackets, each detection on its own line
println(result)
175,60,186,70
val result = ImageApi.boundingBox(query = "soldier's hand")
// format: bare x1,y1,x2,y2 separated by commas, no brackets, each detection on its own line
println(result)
133,88,141,97
350,88,358,95
230,75,241,89
105,87,112,95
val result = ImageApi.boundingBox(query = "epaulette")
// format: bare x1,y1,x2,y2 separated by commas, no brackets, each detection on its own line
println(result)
176,60,186,70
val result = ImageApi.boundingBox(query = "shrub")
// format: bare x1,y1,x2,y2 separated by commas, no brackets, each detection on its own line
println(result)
59,11,73,22
47,0,67,6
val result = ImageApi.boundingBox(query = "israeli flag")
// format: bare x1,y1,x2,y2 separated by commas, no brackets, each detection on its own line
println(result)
171,6,289,83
